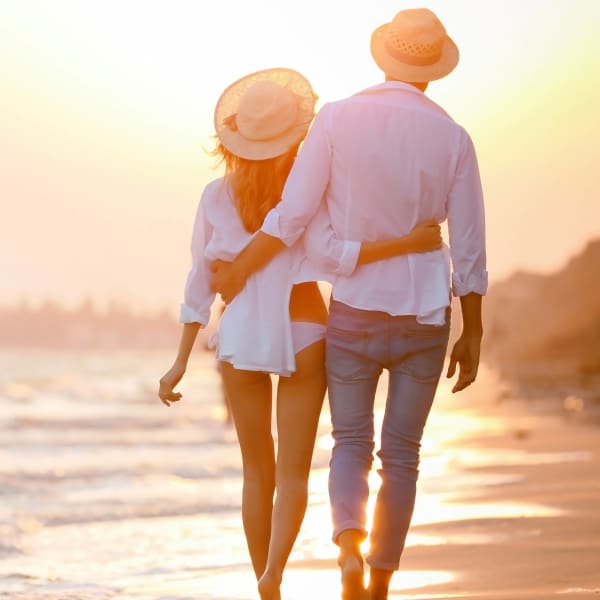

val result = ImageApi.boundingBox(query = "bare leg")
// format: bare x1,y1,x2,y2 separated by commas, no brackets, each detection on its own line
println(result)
220,362,275,579
368,569,393,600
338,529,368,600
258,339,326,600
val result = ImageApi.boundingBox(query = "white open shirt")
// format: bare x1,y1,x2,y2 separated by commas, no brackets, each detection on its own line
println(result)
180,178,328,376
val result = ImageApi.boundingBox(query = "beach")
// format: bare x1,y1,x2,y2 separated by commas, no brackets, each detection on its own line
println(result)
391,380,600,599
1,349,599,599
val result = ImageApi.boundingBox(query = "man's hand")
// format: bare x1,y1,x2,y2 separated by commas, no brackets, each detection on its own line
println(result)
210,259,247,305
405,220,442,253
210,231,286,303
446,332,482,393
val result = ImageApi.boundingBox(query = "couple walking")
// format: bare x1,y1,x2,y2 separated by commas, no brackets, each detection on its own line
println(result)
159,7,487,600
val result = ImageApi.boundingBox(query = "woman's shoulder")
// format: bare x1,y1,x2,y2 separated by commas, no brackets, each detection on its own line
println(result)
199,177,230,212
201,176,227,200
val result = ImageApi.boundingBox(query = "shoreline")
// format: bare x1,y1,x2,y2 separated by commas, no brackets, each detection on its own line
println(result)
2,353,599,600
386,378,600,599
285,374,600,599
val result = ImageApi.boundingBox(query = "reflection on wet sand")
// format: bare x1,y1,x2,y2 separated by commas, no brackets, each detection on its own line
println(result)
1,354,598,599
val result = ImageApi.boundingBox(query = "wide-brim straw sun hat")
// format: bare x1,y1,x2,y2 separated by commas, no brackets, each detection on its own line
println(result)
370,8,459,82
214,68,317,161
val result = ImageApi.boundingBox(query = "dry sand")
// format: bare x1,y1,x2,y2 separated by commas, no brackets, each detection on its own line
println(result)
285,381,600,600
399,394,600,599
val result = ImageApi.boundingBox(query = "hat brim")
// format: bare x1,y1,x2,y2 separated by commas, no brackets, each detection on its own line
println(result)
370,24,459,82
217,121,312,161
214,68,316,161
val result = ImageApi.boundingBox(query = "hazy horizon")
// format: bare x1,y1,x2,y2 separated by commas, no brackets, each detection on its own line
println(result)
1,234,597,315
3,0,600,315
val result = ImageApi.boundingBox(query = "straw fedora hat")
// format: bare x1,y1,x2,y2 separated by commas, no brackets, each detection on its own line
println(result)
370,8,459,82
214,68,317,161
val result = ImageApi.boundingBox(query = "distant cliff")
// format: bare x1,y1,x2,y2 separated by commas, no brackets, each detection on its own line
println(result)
482,239,600,396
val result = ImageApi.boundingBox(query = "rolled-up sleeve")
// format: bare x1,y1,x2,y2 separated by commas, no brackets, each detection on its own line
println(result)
260,104,334,246
179,191,215,325
447,131,488,297
303,203,360,277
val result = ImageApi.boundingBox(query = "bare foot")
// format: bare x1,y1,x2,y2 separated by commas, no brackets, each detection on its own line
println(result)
258,571,281,600
338,553,367,600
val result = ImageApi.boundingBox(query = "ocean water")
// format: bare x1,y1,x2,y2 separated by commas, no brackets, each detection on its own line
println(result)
0,349,586,600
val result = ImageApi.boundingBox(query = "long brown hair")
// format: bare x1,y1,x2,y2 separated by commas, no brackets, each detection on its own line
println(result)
213,141,299,233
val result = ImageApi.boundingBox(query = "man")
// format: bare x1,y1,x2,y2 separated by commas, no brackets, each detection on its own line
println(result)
212,8,487,600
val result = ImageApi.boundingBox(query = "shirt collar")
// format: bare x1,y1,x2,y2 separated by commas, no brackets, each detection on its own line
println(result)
355,81,426,97
353,80,450,119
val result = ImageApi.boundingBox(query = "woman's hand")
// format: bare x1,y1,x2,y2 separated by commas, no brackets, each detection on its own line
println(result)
158,362,185,407
355,220,443,266
405,220,442,253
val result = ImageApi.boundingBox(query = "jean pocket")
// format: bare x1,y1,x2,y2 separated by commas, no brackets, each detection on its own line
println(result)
405,322,449,338
327,325,370,340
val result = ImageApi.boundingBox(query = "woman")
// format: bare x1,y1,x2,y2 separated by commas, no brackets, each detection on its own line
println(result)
158,68,442,600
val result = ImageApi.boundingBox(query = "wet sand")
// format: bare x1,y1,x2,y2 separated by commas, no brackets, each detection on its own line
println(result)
285,379,600,600
3,353,599,600
395,388,600,599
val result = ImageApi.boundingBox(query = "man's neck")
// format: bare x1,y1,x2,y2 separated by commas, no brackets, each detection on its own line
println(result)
385,77,428,92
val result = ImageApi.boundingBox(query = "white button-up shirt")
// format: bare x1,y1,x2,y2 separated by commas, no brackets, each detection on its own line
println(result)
180,178,325,375
262,81,488,324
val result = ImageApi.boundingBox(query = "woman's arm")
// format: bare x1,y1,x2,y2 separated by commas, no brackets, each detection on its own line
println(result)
357,220,442,265
303,203,443,278
160,184,218,405
159,322,201,406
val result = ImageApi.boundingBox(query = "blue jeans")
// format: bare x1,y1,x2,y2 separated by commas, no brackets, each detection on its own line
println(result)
326,300,450,571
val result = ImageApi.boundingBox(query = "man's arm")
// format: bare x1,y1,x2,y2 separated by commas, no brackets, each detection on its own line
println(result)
447,131,487,297
211,105,334,302
446,292,483,393
210,231,285,304
445,131,487,393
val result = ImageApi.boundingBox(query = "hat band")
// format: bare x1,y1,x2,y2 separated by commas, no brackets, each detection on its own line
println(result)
385,38,442,66
245,122,297,141
224,113,309,142
226,114,299,142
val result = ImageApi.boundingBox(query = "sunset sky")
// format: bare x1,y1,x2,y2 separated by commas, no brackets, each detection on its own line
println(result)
2,0,599,314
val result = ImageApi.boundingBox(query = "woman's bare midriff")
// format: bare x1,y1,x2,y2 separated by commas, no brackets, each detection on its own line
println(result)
289,281,328,324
